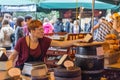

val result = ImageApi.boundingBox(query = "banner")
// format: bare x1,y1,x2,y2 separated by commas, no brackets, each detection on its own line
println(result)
1,4,36,12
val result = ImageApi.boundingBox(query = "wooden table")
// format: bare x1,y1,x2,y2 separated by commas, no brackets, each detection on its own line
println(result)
22,75,31,80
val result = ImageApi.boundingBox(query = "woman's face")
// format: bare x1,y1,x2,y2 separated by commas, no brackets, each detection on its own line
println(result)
33,26,44,38
21,21,25,27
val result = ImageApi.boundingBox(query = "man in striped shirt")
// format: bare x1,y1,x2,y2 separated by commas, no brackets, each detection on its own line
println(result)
92,17,113,41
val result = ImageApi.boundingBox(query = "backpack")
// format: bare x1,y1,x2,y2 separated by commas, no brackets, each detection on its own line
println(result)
10,33,15,43
43,23,52,33
17,28,24,39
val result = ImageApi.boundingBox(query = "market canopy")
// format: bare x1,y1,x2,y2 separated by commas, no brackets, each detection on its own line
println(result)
97,0,120,5
97,0,120,11
38,0,117,9
0,0,36,12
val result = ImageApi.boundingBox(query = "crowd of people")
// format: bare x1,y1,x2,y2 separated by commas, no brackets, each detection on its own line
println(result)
0,13,82,50
0,12,120,51
0,13,86,70
0,13,33,50
0,12,119,71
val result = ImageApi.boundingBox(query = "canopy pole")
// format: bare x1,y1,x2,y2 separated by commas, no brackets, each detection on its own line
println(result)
79,7,84,32
76,0,78,20
91,0,95,35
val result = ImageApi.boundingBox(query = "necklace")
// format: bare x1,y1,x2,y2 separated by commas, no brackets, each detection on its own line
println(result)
29,36,38,43
29,36,39,49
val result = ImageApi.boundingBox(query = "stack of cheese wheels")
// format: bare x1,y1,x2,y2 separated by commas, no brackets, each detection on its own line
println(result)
104,34,120,53
54,66,81,80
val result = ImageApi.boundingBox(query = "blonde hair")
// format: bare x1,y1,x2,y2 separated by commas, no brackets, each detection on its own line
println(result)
43,17,49,23
113,16,120,29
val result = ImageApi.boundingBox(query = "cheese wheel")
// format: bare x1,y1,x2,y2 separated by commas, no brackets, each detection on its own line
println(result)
63,60,74,68
8,68,21,77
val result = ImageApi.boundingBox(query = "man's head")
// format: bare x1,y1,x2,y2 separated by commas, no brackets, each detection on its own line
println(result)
2,19,9,26
25,15,32,24
3,13,12,21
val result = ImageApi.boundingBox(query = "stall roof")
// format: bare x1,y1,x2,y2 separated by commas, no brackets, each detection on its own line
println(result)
97,0,120,5
0,0,35,5
38,0,117,9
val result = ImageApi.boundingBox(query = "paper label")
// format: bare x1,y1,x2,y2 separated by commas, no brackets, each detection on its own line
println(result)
83,34,92,42
57,54,68,65
96,47,104,56
0,51,3,58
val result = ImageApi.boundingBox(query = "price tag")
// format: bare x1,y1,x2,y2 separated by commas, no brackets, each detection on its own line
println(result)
83,34,92,42
96,47,104,56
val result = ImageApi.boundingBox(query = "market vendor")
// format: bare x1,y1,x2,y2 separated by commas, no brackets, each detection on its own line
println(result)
110,13,120,39
9,19,84,70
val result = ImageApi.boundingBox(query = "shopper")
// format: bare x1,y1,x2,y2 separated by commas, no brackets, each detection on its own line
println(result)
0,19,14,50
110,13,120,39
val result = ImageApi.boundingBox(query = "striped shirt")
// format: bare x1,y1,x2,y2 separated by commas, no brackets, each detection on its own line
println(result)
94,20,112,41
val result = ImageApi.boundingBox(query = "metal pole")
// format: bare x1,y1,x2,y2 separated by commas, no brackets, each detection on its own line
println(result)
91,0,95,35
76,0,78,20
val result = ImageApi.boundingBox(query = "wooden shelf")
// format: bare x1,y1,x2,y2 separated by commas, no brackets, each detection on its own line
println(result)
45,47,68,68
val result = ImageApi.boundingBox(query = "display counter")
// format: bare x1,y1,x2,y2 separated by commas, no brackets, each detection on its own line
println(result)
104,63,120,80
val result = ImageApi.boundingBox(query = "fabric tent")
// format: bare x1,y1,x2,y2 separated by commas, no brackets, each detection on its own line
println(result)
97,0,120,5
38,0,117,9
0,0,36,12
97,0,120,11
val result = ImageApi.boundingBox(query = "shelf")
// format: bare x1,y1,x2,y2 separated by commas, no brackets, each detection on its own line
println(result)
45,48,68,68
